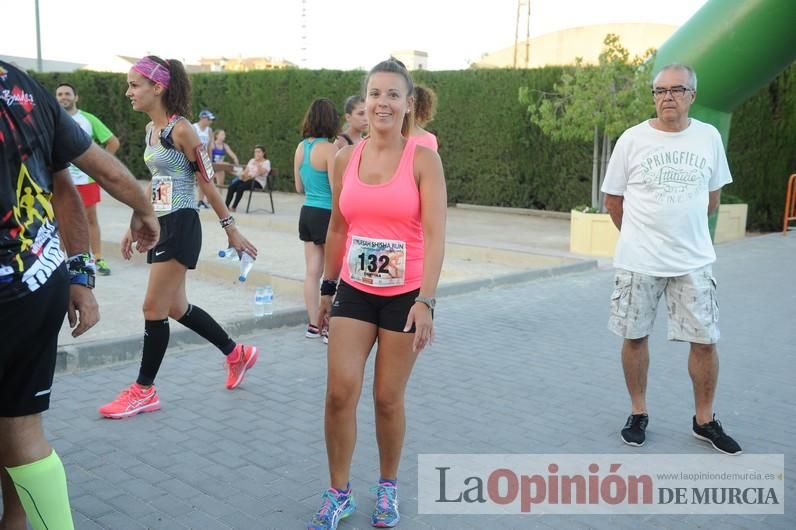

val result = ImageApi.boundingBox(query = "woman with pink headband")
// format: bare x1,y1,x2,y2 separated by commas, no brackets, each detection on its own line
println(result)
98,55,261,419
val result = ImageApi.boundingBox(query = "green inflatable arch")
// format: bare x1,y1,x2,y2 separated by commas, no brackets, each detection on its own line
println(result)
652,0,796,235
654,0,796,146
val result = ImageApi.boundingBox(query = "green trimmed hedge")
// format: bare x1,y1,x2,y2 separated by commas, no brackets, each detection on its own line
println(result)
33,65,795,231
725,66,796,231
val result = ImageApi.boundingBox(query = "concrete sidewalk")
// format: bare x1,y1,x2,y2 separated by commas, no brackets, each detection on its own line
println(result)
17,232,794,529
56,187,595,371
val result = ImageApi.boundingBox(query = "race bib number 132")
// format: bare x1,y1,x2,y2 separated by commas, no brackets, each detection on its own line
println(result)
348,235,406,287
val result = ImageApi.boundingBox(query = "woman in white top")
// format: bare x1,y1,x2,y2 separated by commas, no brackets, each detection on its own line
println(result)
194,109,214,208
225,144,271,211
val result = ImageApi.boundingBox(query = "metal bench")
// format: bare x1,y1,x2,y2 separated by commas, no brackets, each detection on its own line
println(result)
245,167,276,214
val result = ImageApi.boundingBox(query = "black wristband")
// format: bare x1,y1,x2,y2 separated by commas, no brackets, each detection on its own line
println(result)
320,279,338,296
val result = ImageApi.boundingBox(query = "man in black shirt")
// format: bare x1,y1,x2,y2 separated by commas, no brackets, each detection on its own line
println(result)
0,61,158,530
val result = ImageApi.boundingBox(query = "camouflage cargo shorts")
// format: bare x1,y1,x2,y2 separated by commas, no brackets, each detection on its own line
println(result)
608,265,720,344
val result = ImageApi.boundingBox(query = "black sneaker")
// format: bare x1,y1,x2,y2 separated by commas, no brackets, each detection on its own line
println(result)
621,413,648,446
692,415,742,455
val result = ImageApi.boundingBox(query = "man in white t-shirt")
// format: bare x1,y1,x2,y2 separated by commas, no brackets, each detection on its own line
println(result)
601,64,741,455
193,109,214,208
56,83,120,276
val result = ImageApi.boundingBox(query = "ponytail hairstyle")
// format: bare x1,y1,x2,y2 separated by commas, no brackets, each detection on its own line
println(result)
363,58,415,136
344,94,364,115
135,55,192,117
413,84,437,127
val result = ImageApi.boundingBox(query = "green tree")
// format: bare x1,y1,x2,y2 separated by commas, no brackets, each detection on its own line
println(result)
520,34,655,210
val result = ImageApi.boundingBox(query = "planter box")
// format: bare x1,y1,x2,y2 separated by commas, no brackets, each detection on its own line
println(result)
569,209,619,257
714,203,748,243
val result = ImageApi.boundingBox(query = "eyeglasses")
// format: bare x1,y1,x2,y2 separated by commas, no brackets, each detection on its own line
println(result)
652,86,693,99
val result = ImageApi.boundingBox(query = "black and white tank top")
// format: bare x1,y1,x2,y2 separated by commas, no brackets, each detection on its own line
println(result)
144,116,196,217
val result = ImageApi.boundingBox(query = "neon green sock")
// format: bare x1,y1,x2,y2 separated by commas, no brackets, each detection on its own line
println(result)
5,450,74,530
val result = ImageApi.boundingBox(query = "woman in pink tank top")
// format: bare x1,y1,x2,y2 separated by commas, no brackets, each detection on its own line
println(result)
307,59,447,529
410,84,439,152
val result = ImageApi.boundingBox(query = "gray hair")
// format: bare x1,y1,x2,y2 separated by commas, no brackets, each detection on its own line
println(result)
653,64,698,91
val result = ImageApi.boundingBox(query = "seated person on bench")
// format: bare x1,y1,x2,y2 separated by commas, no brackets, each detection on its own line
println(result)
225,144,271,212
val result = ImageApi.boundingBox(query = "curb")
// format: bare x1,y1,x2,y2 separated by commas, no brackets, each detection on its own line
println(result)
454,203,572,220
435,259,597,297
55,307,309,374
56,259,597,373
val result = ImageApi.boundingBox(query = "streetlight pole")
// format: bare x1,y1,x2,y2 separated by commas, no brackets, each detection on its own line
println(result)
35,0,43,71
513,0,531,68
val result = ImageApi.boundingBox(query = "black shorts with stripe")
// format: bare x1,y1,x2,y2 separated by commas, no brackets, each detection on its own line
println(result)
0,265,69,417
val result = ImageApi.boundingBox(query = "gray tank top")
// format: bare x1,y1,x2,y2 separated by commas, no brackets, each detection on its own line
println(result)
144,116,196,217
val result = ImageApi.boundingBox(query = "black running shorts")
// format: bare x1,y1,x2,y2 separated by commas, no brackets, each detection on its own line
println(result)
330,280,422,333
0,265,69,417
298,205,331,245
147,208,202,269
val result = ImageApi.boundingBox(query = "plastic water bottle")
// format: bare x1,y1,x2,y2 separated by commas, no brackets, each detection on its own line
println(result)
238,252,255,282
218,247,237,259
262,285,273,315
254,285,273,316
254,287,266,317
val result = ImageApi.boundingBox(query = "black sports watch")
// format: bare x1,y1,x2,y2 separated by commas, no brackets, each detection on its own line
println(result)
415,296,436,310
70,272,95,289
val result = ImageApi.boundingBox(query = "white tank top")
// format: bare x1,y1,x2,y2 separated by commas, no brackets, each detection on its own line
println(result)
192,123,211,146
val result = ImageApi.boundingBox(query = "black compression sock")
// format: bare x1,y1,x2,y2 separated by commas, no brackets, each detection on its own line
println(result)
137,319,170,386
177,304,236,355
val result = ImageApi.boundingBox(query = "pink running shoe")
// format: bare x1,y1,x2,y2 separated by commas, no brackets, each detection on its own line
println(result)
226,344,258,389
99,383,161,419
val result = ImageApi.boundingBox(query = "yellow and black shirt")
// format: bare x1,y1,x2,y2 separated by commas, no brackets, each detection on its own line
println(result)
0,61,91,302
